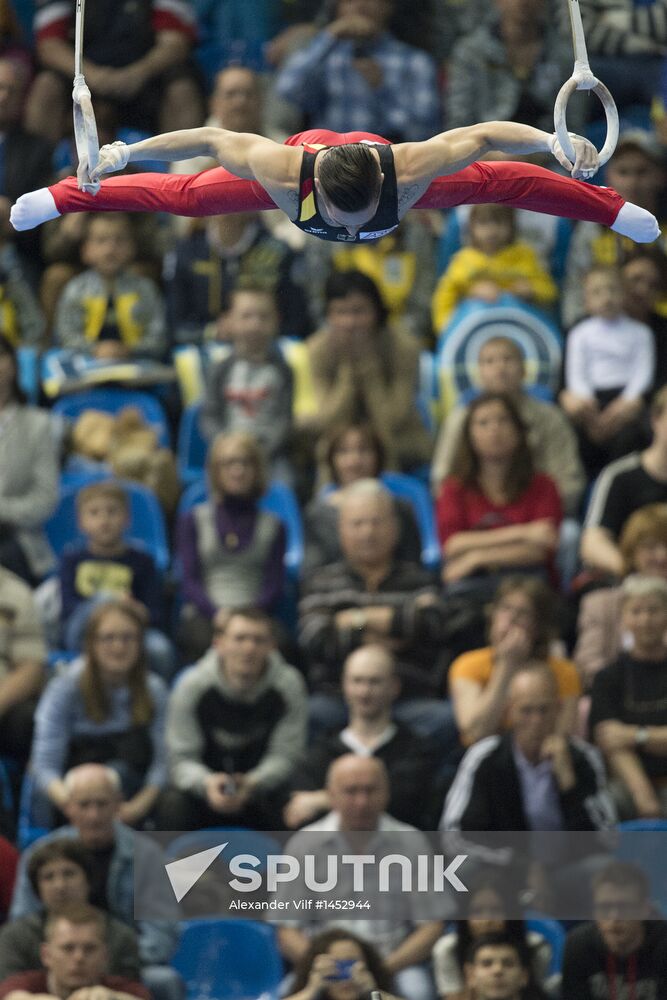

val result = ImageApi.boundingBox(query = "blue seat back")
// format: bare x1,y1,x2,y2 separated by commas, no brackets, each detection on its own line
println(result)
45,480,170,572
52,388,171,447
167,827,280,864
177,404,208,486
379,472,440,570
172,919,283,1000
525,915,565,977
178,479,303,578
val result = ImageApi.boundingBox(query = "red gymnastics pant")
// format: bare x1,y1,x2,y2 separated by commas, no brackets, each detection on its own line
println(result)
47,128,625,227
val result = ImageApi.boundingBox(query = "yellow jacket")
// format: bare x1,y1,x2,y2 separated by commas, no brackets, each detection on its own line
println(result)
432,241,558,333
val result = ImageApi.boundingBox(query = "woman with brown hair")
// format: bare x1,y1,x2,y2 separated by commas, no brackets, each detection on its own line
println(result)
176,429,286,660
285,929,403,1000
575,503,667,687
304,421,421,573
30,600,168,827
448,576,581,745
436,392,562,593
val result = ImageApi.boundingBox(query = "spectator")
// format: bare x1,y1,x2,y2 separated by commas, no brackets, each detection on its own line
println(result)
0,335,58,584
298,479,455,746
575,503,667,686
431,336,585,518
274,0,440,143
574,0,667,114
0,840,140,980
448,577,581,747
331,216,439,342
562,131,667,329
200,287,294,481
10,764,180,1000
160,607,307,830
305,270,432,473
0,58,53,280
436,393,562,595
432,875,551,999
0,566,46,772
31,600,168,829
0,905,149,1000
283,645,443,830
446,0,575,135
176,430,286,662
562,862,667,999
59,481,175,680
277,755,443,1000
442,664,614,833
164,213,312,344
304,421,421,573
581,385,667,576
560,264,654,476
591,575,667,819
284,928,403,1000
54,214,168,362
621,248,667,396
462,935,548,1000
431,204,557,333
26,0,200,145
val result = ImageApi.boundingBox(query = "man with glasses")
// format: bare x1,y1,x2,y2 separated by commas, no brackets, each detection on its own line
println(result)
562,862,667,999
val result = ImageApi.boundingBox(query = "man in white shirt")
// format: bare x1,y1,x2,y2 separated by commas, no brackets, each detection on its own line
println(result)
277,755,443,1000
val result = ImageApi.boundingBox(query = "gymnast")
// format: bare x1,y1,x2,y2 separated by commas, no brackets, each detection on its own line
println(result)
9,122,660,244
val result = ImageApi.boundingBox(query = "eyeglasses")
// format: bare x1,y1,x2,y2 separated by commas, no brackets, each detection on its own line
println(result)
94,632,141,646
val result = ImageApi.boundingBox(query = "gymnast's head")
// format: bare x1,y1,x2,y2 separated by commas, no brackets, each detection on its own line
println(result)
315,143,384,236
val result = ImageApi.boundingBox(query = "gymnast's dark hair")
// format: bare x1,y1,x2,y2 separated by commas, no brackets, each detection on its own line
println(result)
317,143,382,213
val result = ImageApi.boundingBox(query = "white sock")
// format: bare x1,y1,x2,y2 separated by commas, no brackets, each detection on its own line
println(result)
10,188,60,231
611,201,661,243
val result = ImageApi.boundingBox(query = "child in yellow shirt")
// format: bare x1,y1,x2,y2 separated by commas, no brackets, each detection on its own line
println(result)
432,204,558,333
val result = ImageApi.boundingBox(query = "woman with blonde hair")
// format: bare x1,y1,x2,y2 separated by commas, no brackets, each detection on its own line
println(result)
30,600,168,827
575,503,667,687
177,430,286,660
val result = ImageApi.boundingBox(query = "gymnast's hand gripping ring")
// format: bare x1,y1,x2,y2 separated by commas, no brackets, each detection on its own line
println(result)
554,0,619,167
73,0,100,193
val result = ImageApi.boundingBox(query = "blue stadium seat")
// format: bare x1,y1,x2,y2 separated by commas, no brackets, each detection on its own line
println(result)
617,819,667,832
177,404,208,486
526,914,565,977
178,479,304,579
167,827,280,864
17,347,40,404
172,919,283,1000
45,480,170,572
51,387,171,447
17,772,52,851
380,472,440,571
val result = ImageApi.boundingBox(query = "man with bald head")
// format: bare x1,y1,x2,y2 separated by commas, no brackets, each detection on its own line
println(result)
299,480,455,747
284,645,442,829
442,664,614,833
10,765,182,1000
278,754,443,1000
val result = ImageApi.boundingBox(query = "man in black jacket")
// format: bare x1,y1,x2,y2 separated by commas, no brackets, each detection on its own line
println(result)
562,861,667,999
283,644,444,830
441,664,614,833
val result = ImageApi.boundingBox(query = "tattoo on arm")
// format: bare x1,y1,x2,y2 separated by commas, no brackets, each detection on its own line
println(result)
397,183,422,216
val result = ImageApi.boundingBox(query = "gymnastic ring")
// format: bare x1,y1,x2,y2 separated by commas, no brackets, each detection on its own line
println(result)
73,74,100,190
554,75,619,168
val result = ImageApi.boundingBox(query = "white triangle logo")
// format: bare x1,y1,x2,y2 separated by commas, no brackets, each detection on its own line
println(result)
165,842,228,902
